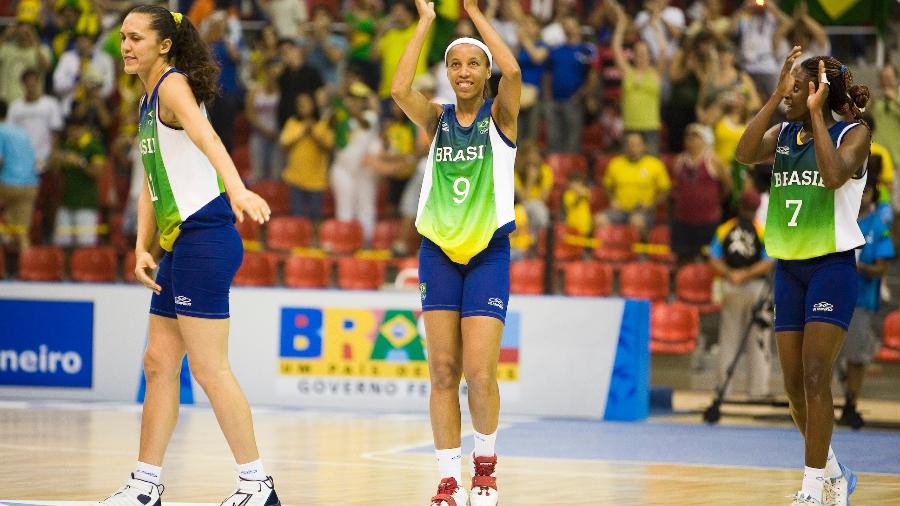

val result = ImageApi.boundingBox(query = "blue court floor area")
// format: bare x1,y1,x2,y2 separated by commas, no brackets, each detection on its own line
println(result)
408,419,900,475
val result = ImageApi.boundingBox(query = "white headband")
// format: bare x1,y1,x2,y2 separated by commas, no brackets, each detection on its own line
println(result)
444,37,493,68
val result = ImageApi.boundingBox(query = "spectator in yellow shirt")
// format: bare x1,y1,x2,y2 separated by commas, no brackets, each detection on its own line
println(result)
373,1,431,100
509,199,533,261
563,172,593,237
280,92,334,226
513,140,553,236
597,132,670,236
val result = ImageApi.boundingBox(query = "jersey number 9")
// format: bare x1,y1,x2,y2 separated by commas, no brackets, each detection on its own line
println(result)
453,177,471,204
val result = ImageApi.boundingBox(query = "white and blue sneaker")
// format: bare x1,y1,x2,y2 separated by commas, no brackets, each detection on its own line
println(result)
220,476,280,506
790,492,824,505
823,463,857,506
94,474,163,506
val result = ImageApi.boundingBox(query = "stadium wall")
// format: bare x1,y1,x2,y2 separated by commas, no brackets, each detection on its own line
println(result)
0,283,649,420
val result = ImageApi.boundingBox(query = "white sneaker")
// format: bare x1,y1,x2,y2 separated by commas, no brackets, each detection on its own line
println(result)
220,476,280,506
430,477,469,506
790,492,824,505
823,463,857,506
94,474,163,506
469,454,498,506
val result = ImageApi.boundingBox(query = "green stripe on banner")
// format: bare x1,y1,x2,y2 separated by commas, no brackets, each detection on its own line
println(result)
780,0,892,34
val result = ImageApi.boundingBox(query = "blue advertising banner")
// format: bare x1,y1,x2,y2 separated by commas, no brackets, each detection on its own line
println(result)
0,299,94,388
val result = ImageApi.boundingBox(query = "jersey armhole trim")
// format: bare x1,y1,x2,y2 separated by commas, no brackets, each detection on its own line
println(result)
836,122,868,180
490,115,516,149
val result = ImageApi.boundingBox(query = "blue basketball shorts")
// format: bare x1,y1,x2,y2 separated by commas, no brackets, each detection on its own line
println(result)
773,250,858,332
418,235,511,322
150,224,243,320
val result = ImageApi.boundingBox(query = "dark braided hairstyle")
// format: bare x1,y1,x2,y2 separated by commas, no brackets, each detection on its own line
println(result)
128,4,220,105
799,56,870,128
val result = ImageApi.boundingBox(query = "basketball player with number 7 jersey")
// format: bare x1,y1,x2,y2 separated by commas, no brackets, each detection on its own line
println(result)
391,0,520,504
735,46,872,506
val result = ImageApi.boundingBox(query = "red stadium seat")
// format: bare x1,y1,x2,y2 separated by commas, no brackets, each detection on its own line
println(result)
70,247,117,282
675,262,719,313
537,223,585,262
336,257,385,290
581,122,605,152
284,256,329,289
373,219,400,250
19,246,65,281
646,224,675,264
875,310,900,362
231,144,251,181
233,252,279,286
510,259,545,295
651,302,699,354
248,180,290,216
593,224,639,264
546,153,589,188
619,261,670,301
266,216,313,252
563,260,614,297
122,250,138,283
235,216,261,242
319,219,364,255
590,185,610,214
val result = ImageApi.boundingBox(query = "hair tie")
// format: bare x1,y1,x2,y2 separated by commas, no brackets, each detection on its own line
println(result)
170,11,183,26
839,64,846,75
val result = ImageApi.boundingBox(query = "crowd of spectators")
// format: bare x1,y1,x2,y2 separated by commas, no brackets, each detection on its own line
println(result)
0,0,896,279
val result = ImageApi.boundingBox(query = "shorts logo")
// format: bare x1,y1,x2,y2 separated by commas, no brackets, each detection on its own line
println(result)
488,297,504,310
812,301,833,312
776,146,790,155
419,283,427,301
174,295,192,307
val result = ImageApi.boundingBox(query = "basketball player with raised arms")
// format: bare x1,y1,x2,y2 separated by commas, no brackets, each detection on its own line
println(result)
736,46,871,506
391,0,520,504
95,5,279,506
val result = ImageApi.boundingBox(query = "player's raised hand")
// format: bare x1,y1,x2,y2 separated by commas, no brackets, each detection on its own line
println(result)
415,0,435,21
807,59,830,113
134,250,161,294
775,45,802,98
230,188,272,224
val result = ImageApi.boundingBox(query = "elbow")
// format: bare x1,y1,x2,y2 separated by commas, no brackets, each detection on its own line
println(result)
821,176,844,191
390,86,409,101
503,65,522,82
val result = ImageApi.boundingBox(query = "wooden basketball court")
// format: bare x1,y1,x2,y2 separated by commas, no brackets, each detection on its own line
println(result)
2,393,899,505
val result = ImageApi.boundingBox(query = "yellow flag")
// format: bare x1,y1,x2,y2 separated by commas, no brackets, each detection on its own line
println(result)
820,0,862,20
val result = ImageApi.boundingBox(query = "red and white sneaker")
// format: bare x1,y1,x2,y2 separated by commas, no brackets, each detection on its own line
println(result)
430,477,468,506
470,454,498,506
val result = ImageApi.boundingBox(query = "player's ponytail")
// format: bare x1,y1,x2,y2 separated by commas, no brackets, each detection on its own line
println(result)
128,4,220,105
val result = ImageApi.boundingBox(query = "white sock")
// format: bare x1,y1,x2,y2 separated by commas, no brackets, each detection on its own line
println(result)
133,461,162,485
801,466,825,501
473,429,497,458
237,459,267,481
825,446,842,479
435,447,462,483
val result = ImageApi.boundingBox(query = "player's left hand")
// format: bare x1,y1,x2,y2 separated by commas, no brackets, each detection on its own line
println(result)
230,188,271,224
807,59,829,113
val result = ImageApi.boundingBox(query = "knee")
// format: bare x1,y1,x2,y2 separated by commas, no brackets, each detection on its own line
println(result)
429,358,461,391
802,360,832,398
188,357,231,388
463,366,497,394
143,348,182,383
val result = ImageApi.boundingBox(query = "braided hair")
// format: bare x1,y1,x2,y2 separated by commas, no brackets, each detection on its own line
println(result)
128,4,220,105
799,56,870,128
